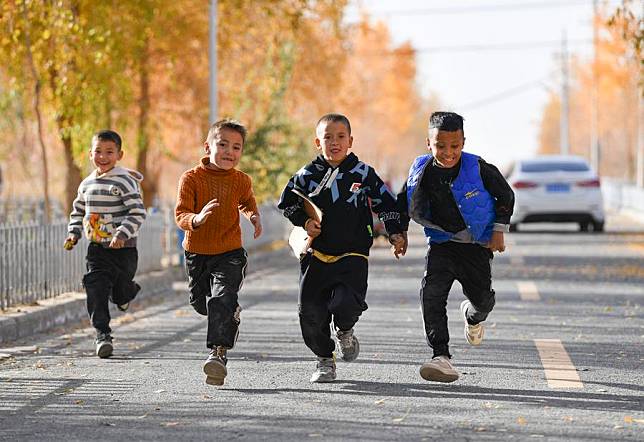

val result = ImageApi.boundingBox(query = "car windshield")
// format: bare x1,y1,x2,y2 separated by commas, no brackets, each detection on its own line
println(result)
521,161,589,173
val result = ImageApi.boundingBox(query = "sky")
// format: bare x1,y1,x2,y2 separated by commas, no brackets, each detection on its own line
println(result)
345,0,623,169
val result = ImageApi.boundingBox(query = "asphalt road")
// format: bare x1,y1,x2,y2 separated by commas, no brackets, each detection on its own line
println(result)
1,214,643,441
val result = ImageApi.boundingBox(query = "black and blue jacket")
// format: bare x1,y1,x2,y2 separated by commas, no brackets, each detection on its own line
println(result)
405,152,510,245
278,153,402,256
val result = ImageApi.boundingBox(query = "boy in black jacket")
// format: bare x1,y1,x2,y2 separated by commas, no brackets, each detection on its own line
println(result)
278,113,405,383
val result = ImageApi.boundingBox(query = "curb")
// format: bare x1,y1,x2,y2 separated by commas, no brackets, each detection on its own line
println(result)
0,267,183,345
0,244,292,346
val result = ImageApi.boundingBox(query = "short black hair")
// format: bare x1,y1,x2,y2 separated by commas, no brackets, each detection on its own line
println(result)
316,113,351,135
92,130,123,150
207,119,247,145
428,112,464,132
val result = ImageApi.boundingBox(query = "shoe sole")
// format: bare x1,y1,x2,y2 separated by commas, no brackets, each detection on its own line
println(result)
460,300,483,346
310,374,336,383
419,365,459,383
96,342,113,359
203,360,227,386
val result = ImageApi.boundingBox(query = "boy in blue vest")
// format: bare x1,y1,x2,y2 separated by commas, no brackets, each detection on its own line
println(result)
397,112,514,383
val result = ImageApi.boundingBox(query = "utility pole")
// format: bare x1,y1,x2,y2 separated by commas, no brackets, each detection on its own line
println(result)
560,30,570,155
590,0,600,172
209,0,218,124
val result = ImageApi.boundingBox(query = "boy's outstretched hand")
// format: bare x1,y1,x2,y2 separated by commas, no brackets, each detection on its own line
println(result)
304,218,321,238
389,232,408,259
192,198,219,228
250,214,263,238
486,231,506,253
63,235,78,251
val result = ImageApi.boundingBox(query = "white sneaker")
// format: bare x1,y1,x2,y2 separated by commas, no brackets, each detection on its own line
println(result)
419,356,459,383
310,355,336,383
460,300,484,346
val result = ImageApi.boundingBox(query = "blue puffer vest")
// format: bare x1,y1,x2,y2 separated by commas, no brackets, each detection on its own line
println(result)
406,152,495,244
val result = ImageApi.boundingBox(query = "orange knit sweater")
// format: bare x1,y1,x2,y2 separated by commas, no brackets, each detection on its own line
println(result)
175,157,259,255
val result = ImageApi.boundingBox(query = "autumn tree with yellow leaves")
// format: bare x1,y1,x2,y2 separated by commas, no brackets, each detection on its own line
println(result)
0,1,430,214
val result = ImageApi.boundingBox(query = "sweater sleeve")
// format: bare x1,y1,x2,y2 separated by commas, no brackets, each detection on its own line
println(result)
67,184,86,238
238,175,259,220
115,175,147,240
175,172,199,231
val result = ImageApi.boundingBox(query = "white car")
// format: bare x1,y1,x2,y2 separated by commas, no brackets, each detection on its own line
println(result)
506,155,604,232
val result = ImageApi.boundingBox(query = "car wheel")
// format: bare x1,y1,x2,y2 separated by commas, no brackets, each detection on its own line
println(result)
592,221,604,232
509,223,518,232
579,222,589,232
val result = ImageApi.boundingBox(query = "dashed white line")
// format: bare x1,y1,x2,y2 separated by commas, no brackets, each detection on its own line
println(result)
534,339,583,388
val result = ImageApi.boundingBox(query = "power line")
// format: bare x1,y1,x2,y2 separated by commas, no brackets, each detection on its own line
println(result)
456,76,551,110
348,0,622,16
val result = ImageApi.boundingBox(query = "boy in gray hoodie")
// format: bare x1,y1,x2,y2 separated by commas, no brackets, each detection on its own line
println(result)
64,130,147,358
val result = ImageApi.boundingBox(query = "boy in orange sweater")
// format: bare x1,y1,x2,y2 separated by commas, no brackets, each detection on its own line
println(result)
175,119,262,386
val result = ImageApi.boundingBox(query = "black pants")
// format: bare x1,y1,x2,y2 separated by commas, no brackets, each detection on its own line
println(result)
299,254,368,358
420,241,496,358
184,248,247,349
82,243,139,336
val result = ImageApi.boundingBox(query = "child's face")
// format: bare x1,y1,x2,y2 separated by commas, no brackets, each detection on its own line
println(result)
427,129,465,168
90,140,123,174
204,128,243,171
315,121,353,167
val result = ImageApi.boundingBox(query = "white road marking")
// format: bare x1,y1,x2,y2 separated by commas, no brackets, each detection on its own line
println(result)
534,339,583,388
517,281,540,301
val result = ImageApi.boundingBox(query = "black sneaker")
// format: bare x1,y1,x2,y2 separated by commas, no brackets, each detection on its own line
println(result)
204,347,228,386
95,334,113,359
118,282,141,312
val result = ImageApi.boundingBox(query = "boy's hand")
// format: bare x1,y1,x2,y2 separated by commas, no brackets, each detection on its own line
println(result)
250,214,263,238
193,198,219,227
389,232,408,259
486,231,506,253
109,237,125,249
63,235,78,251
304,218,321,238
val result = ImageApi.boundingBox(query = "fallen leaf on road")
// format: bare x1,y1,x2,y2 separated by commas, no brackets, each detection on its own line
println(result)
517,417,527,425
308,434,322,438
175,310,191,317
137,414,148,419
34,360,46,369
161,422,179,427
563,416,574,422
475,427,487,432
483,402,500,409
374,399,386,405
75,400,85,405
393,408,411,423
155,389,166,393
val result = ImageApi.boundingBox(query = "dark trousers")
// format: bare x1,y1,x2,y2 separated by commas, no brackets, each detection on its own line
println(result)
184,248,247,349
299,254,368,358
420,241,496,358
82,243,139,336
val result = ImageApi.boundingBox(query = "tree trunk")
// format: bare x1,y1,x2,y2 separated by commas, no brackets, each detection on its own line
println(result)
58,117,83,215
136,37,155,208
21,2,51,222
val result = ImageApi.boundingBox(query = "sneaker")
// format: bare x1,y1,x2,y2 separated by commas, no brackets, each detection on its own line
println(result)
117,302,129,312
419,355,459,383
460,300,484,346
203,347,228,386
95,334,113,359
335,328,360,362
310,355,336,383
117,282,140,312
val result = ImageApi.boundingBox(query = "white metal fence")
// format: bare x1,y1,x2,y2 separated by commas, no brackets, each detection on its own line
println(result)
0,203,291,310
0,212,170,310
